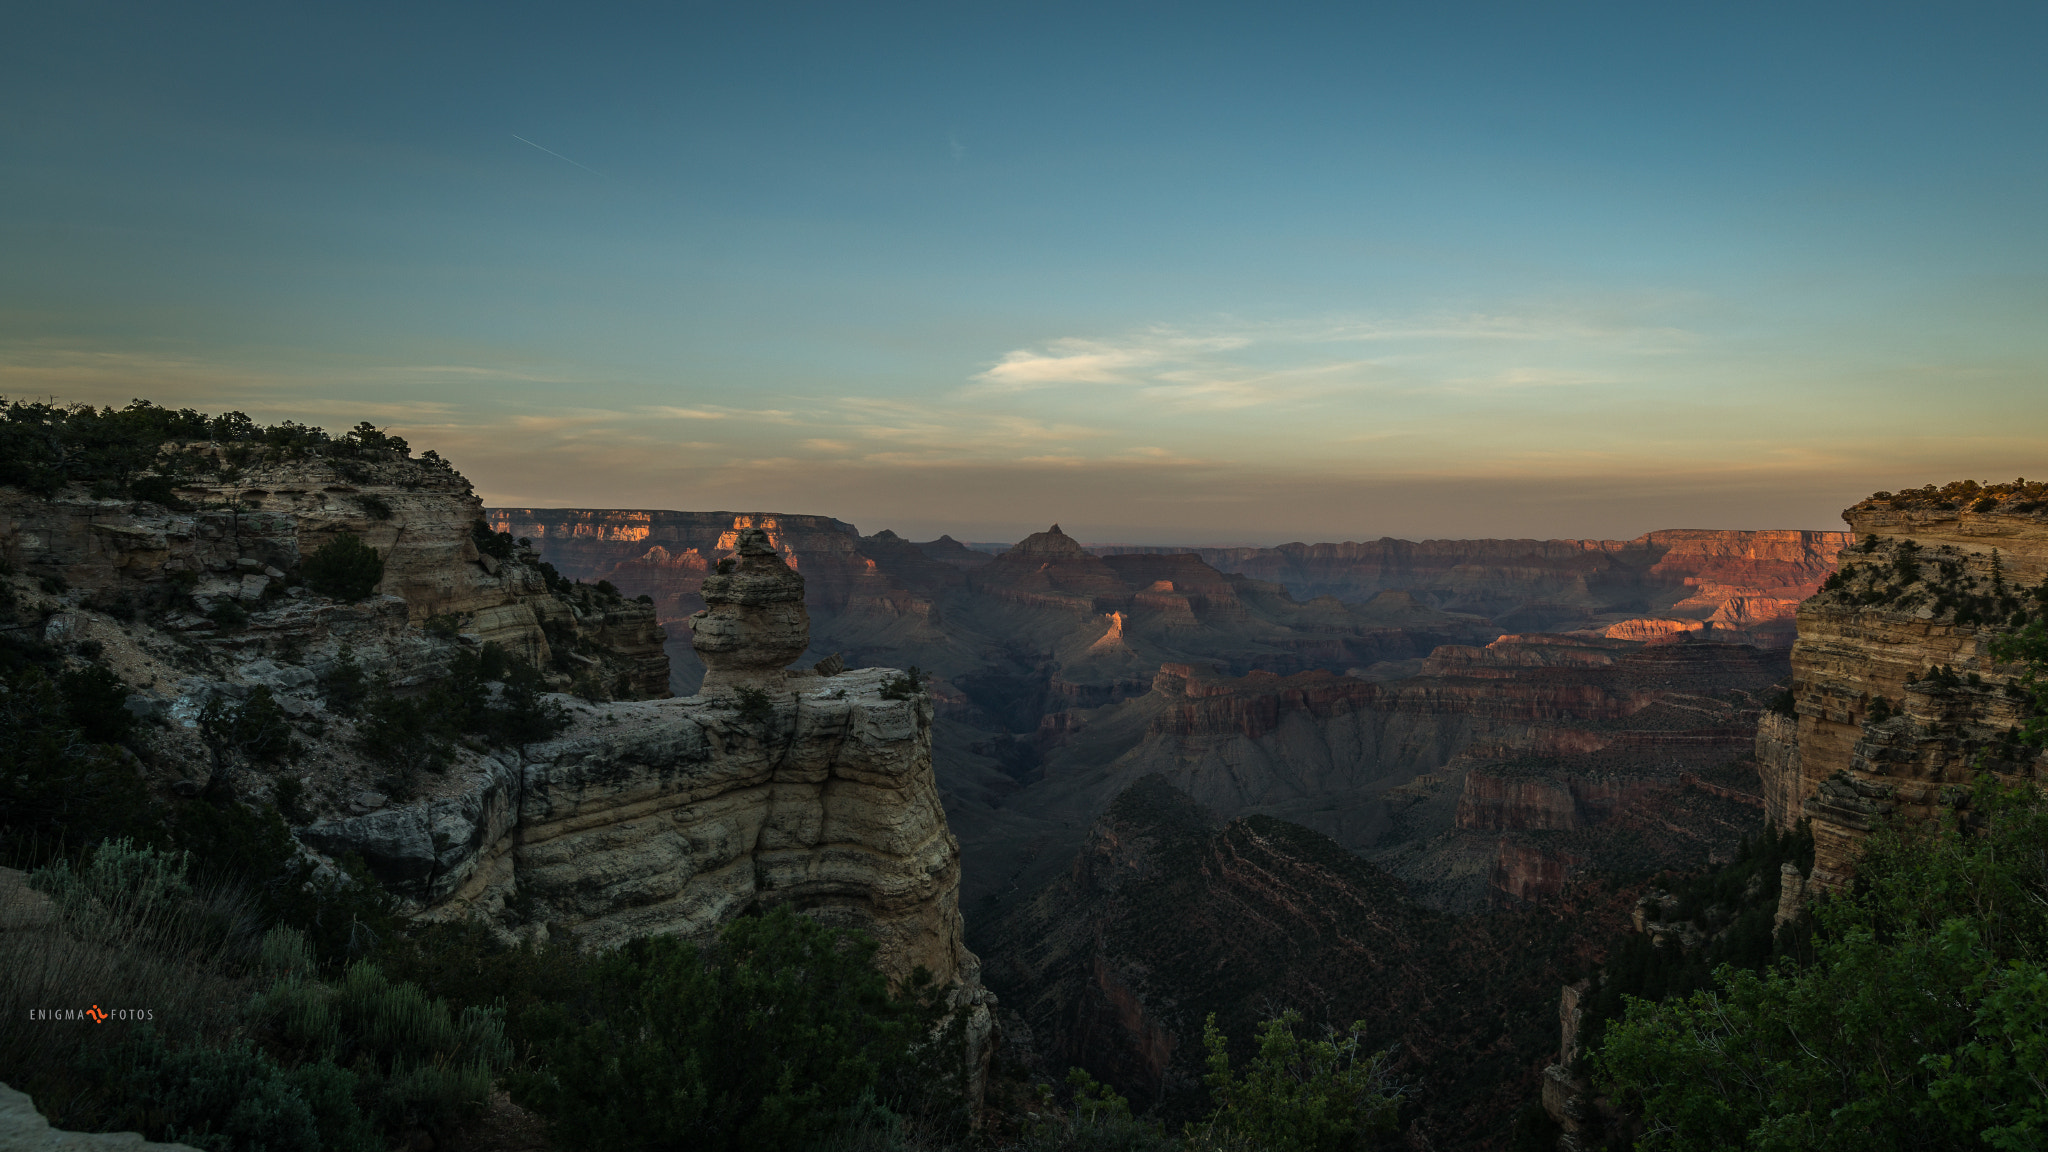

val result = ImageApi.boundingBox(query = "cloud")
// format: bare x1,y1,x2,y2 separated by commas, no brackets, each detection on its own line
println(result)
972,329,1251,391
968,308,1704,410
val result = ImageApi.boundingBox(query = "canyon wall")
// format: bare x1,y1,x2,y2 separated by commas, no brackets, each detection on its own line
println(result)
975,775,1639,1144
1094,528,1850,646
967,633,1781,914
1761,492,2048,888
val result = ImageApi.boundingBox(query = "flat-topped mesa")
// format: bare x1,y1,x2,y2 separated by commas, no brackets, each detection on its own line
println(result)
688,527,808,693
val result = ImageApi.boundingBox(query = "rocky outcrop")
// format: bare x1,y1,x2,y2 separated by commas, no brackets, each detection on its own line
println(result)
0,452,668,703
687,527,813,694
0,1082,200,1151
487,510,959,694
1761,494,2048,888
302,527,989,1010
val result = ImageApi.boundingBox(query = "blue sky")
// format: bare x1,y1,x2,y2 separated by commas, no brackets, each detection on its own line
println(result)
5,1,2045,542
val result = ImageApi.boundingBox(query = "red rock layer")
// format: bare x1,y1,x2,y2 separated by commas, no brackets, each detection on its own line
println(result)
1094,529,1851,646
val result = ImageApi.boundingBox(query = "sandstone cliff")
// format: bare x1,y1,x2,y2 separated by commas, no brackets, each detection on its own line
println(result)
1758,482,2048,888
0,447,667,702
3,422,983,1024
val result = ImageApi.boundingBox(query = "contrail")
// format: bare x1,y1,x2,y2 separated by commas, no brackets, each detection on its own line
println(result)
512,134,603,176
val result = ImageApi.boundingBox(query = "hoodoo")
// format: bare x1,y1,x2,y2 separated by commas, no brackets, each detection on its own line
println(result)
687,526,811,693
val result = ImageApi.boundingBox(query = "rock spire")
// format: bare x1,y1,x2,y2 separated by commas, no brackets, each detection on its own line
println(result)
688,526,808,692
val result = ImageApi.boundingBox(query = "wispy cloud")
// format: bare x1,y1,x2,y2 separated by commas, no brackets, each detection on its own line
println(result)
643,406,729,420
969,308,1703,410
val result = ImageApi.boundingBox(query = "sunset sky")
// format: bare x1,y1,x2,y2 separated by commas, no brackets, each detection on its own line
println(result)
5,2,2046,544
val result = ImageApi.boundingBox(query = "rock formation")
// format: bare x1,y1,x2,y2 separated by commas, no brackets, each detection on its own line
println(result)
0,450,666,702
2,431,985,1027
298,524,991,1026
1757,487,2048,888
687,527,812,694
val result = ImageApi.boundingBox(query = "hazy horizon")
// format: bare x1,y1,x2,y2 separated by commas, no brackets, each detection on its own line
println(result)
7,2,2044,540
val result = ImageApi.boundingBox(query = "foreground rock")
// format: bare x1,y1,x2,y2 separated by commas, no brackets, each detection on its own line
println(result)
304,528,991,1007
0,1083,199,1152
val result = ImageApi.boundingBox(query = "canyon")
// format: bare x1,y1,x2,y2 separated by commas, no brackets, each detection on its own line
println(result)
498,512,1826,916
1089,529,1848,647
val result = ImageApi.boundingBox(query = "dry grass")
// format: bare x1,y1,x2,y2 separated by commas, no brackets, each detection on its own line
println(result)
0,853,264,1131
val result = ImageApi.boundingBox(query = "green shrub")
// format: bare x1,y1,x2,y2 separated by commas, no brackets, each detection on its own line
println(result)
880,666,925,701
173,800,396,969
1196,1011,1403,1152
470,519,515,560
197,686,293,781
302,533,384,602
732,684,775,729
318,646,369,716
253,960,509,1142
0,655,162,850
1019,1070,1179,1152
358,494,392,520
59,662,134,743
513,904,955,1152
127,474,192,510
357,647,566,781
91,1029,378,1152
1595,782,2048,1150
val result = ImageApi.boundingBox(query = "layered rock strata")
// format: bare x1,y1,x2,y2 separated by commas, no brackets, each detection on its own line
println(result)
303,528,988,1009
1093,529,1850,646
1760,495,2048,887
967,634,1782,913
0,452,665,699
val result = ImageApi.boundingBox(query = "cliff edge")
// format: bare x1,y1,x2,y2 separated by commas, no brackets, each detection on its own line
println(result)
1758,480,2048,888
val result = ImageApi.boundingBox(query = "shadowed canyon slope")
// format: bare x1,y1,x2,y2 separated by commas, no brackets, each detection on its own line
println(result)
974,776,1642,1146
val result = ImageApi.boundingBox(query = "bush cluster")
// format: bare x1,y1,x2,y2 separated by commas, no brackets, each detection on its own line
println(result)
1821,540,2048,631
301,533,385,602
1595,781,2048,1150
6,841,500,1152
1591,610,2048,1149
1858,477,2048,514
0,399,411,500
353,643,567,798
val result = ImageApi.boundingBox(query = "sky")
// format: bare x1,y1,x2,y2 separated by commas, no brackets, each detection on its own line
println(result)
4,1,2046,545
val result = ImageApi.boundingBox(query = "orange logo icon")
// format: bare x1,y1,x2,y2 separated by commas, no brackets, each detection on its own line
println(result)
86,1005,108,1023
